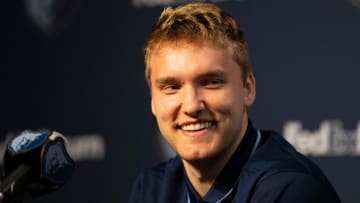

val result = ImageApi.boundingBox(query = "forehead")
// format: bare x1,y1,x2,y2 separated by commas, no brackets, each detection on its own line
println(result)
149,40,232,66
151,39,228,55
153,42,219,64
149,41,241,81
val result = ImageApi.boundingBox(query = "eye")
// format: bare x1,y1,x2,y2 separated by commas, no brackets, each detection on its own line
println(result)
203,79,225,88
164,84,179,90
161,84,180,94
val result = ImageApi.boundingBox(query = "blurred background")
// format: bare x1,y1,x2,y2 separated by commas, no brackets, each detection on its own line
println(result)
2,0,360,202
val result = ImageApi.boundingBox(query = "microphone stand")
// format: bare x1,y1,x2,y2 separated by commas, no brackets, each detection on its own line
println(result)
0,164,31,203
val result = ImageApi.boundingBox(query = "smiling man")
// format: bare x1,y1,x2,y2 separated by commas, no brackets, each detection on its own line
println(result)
129,3,340,203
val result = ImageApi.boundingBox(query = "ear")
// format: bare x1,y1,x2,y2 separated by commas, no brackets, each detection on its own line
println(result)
151,98,156,116
244,73,256,107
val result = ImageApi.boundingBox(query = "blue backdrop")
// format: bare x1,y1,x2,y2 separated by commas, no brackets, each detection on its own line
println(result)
2,0,360,202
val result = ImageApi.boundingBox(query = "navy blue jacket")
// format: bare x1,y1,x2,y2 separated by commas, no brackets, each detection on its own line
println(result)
129,125,341,203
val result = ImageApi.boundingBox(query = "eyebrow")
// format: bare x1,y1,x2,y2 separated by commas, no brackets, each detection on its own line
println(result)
154,77,179,88
197,70,226,80
154,70,226,87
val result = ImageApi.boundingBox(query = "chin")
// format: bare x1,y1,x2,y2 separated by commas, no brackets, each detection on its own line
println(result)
180,150,215,163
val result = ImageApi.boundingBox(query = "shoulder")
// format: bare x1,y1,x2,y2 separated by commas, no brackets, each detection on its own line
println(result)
128,156,184,203
250,171,340,202
131,156,182,189
248,130,328,175
240,130,340,202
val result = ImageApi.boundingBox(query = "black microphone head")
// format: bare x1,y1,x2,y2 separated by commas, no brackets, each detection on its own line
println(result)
3,129,75,197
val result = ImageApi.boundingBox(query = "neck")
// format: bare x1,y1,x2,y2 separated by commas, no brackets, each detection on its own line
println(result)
182,156,225,196
183,117,249,197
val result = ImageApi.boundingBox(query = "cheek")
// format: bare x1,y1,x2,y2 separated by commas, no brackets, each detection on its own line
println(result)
205,89,243,112
152,94,179,121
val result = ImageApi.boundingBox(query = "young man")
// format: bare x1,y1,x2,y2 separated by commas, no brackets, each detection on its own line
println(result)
129,3,340,202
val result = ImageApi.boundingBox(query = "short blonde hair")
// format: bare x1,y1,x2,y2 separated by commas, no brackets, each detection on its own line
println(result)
144,2,252,85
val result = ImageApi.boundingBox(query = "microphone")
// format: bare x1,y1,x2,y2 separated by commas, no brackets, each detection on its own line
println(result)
0,130,75,203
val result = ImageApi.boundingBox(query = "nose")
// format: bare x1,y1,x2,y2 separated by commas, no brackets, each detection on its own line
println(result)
181,85,205,117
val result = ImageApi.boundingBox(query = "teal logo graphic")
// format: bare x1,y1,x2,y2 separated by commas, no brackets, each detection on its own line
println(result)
8,130,50,154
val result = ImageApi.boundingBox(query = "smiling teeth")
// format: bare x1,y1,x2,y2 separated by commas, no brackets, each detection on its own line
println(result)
181,122,212,131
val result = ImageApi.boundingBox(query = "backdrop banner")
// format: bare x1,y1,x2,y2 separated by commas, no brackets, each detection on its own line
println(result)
2,0,360,202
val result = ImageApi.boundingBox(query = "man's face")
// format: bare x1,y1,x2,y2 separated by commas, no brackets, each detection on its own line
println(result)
149,42,255,163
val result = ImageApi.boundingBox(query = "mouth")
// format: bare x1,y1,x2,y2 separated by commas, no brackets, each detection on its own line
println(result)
178,121,214,131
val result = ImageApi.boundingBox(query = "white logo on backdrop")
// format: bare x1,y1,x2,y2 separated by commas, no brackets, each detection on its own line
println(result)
132,0,360,9
348,0,360,8
132,0,246,8
284,120,360,156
